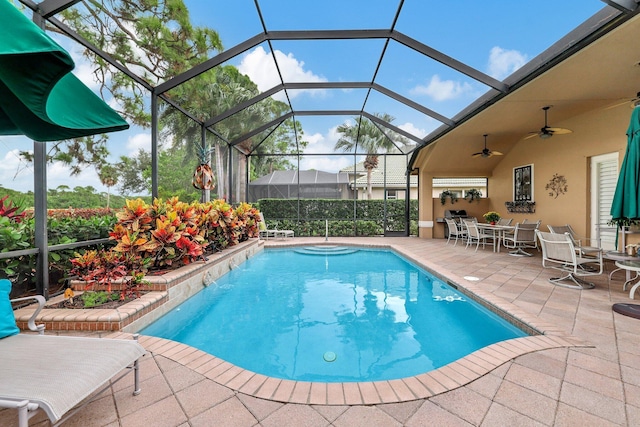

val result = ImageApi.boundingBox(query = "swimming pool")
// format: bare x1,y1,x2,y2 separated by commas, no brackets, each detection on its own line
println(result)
141,246,527,382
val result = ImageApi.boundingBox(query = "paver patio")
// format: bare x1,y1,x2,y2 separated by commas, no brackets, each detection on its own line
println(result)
2,236,639,426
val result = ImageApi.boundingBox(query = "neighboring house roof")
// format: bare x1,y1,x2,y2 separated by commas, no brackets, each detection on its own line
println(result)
341,156,418,188
249,170,350,186
432,178,486,188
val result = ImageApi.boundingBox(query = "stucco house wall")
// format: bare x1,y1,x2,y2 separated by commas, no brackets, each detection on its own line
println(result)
416,106,629,240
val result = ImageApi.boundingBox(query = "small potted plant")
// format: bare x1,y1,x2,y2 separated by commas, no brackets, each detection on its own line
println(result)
439,190,459,205
483,211,501,225
465,189,482,203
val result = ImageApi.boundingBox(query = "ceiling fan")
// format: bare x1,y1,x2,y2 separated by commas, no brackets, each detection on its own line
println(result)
524,106,572,140
472,134,503,158
604,92,640,110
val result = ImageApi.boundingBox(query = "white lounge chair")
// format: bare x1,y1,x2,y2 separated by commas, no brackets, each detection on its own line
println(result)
258,213,294,240
0,279,146,427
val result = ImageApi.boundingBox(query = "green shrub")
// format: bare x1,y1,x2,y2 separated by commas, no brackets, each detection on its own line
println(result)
1,199,119,297
258,198,418,236
81,291,120,308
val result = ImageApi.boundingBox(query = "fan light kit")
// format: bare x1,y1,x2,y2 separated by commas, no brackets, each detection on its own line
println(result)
472,134,503,158
524,106,572,140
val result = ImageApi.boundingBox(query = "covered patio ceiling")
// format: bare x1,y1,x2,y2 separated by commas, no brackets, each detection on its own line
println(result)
15,0,640,171
413,5,640,176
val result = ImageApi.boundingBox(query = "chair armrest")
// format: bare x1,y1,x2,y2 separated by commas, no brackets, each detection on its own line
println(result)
10,295,46,334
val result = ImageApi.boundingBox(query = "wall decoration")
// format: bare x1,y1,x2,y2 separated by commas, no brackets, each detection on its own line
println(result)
545,173,568,198
513,164,533,202
505,201,536,213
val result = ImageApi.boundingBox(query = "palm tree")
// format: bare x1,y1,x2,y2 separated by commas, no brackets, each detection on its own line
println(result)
98,164,118,208
335,113,404,200
207,79,263,203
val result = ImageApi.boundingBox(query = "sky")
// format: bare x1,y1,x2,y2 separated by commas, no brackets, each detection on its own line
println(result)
0,0,606,195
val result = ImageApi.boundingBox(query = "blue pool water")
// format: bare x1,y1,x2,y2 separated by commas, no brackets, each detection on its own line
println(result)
141,247,527,382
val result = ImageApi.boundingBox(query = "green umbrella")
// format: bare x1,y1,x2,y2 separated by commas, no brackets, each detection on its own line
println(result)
0,0,128,141
610,106,640,247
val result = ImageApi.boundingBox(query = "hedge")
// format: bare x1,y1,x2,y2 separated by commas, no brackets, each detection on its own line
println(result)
257,198,418,236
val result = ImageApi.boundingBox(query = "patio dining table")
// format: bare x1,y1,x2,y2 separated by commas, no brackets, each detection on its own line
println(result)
614,260,640,299
475,223,515,253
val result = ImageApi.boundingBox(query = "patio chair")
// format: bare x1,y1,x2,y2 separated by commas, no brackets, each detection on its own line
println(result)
444,218,467,246
497,218,513,226
258,213,294,240
536,230,603,289
463,219,493,252
547,224,602,257
0,279,146,427
502,221,540,256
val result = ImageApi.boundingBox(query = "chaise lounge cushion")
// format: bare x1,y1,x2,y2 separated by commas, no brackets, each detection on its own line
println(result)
0,334,146,423
0,279,19,339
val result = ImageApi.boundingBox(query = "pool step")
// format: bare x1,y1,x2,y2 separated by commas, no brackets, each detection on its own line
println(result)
294,246,359,255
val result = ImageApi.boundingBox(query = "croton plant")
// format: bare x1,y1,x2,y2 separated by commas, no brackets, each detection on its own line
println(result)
69,197,262,297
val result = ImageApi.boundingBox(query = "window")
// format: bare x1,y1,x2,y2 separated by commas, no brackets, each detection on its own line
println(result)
432,178,487,198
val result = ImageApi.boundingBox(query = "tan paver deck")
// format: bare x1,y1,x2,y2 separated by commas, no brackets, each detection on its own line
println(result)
3,236,639,426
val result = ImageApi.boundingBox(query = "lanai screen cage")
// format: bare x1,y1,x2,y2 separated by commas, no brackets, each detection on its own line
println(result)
248,170,351,201
3,0,636,295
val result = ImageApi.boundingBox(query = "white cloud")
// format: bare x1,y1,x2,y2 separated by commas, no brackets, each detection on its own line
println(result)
300,155,353,173
126,132,151,156
72,61,101,90
238,46,327,102
47,162,106,191
0,147,34,192
410,75,473,101
0,142,110,193
398,122,428,139
487,46,528,80
302,125,343,154
0,148,27,172
298,123,362,173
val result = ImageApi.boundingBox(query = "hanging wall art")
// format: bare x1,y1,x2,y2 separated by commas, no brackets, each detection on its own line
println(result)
545,173,568,198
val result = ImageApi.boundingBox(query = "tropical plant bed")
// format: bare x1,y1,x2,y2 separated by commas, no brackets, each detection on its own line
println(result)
12,239,258,332
44,290,148,309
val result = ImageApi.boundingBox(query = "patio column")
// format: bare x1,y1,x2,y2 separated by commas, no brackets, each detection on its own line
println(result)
151,93,159,200
31,13,49,298
34,140,49,298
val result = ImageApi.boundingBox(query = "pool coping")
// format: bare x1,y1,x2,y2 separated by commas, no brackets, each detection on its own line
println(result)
125,240,591,405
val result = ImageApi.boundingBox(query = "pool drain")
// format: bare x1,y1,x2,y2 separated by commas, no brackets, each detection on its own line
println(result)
323,351,337,362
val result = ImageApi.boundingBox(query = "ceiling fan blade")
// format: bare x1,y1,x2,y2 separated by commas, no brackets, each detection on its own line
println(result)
492,150,503,156
522,132,539,140
604,99,634,111
547,127,572,135
605,93,640,110
471,152,483,157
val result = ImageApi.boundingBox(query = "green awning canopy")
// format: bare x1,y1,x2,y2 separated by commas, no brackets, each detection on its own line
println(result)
611,106,640,223
0,0,129,142
611,105,640,249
